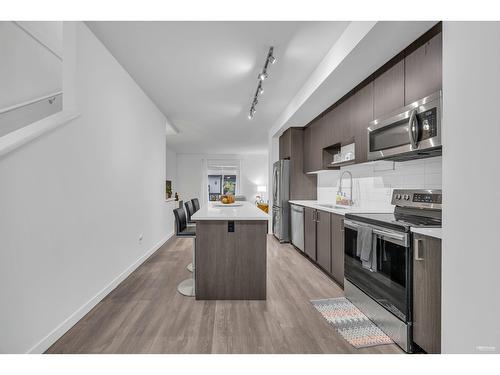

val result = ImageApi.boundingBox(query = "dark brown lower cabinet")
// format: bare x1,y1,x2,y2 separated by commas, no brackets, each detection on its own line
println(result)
331,214,344,287
316,210,331,273
195,220,267,300
300,207,345,288
412,233,442,353
304,207,317,261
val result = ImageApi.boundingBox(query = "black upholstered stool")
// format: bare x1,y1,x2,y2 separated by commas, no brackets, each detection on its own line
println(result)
173,207,196,296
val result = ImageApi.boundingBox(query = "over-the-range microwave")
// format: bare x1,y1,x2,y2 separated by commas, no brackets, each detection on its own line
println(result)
367,91,442,161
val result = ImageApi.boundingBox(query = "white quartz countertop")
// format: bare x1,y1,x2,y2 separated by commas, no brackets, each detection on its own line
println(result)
289,200,393,216
410,227,442,240
290,200,442,239
191,201,270,221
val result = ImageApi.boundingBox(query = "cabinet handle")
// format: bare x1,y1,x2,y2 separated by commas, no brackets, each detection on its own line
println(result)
414,238,424,261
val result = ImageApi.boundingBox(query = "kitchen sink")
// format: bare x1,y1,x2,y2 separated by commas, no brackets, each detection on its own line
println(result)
317,203,349,210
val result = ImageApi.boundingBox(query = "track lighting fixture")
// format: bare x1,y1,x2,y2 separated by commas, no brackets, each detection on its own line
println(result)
248,46,276,120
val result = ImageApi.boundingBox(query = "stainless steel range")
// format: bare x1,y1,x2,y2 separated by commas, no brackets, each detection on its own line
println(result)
343,189,442,352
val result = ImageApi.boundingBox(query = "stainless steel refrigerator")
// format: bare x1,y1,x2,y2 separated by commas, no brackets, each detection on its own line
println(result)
272,160,290,243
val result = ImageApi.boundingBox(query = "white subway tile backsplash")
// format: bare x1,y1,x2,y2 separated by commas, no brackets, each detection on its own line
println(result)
316,156,442,210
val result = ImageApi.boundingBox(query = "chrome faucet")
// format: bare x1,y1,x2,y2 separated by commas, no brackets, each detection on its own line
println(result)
337,170,353,206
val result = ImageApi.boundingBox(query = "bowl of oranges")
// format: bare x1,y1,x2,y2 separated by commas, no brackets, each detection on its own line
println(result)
220,194,235,204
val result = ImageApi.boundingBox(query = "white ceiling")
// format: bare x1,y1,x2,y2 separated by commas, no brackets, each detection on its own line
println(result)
87,21,349,154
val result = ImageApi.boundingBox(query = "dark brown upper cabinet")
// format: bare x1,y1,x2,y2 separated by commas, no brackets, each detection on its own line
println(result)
320,109,336,149
279,129,292,160
300,27,441,173
334,97,352,146
278,128,317,199
308,119,325,172
350,83,374,164
374,60,405,119
303,125,313,173
405,33,442,104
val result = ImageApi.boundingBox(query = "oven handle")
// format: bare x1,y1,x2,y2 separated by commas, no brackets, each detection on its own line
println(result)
373,228,407,243
343,219,408,245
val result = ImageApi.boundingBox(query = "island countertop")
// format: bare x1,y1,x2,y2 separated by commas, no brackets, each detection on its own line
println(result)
191,201,269,221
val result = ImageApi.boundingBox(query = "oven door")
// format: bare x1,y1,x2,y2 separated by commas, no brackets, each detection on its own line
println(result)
344,219,411,322
367,91,441,161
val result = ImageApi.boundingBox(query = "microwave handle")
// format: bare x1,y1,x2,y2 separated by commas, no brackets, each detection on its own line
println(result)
408,109,419,149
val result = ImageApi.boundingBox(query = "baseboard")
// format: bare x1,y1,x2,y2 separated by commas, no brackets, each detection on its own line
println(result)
27,231,174,354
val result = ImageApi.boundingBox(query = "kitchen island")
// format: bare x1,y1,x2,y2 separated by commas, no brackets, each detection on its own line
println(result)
191,201,269,300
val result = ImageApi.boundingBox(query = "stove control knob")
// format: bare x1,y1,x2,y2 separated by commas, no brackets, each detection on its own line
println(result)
395,194,401,200
404,194,410,201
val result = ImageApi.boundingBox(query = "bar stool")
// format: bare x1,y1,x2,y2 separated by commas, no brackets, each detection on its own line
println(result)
189,198,200,270
173,207,196,297
191,198,200,212
185,200,196,224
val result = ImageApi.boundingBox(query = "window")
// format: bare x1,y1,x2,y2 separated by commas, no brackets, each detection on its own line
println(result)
223,175,236,195
208,174,222,201
206,159,240,201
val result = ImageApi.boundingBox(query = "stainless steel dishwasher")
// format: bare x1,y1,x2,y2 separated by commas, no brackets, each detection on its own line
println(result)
290,204,304,252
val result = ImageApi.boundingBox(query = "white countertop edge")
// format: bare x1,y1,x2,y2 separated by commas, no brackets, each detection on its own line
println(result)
410,227,442,240
289,200,441,239
192,202,269,221
289,200,393,216
193,217,269,221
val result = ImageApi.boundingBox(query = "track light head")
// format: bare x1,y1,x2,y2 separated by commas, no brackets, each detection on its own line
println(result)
258,71,268,81
268,55,276,65
258,86,264,95
248,107,256,119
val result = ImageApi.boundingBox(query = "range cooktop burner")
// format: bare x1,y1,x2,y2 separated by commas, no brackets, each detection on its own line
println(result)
345,189,442,232
393,213,442,227
345,212,442,232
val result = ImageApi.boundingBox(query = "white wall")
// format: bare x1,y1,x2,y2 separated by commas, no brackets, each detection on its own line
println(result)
176,153,269,203
441,22,500,353
0,21,62,110
16,21,63,58
316,157,442,210
0,22,172,353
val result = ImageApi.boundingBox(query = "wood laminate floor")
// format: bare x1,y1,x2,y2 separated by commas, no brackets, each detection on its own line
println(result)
46,235,402,354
